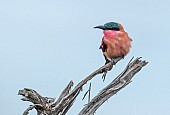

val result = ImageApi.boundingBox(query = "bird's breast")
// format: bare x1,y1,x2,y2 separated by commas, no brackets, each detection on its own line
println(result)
103,30,119,38
102,31,131,59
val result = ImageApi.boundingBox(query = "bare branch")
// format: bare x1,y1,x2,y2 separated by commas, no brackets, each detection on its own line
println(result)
82,83,92,102
49,57,122,114
18,57,148,115
78,57,148,115
23,105,35,115
49,80,74,107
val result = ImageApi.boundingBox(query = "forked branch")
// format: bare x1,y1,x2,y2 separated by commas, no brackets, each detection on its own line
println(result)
18,57,148,115
78,57,148,115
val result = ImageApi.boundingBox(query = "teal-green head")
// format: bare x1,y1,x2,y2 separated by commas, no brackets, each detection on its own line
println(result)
94,22,120,31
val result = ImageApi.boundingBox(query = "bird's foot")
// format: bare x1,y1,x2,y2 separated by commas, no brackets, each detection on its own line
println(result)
111,56,124,65
104,55,111,65
110,59,116,65
105,59,111,65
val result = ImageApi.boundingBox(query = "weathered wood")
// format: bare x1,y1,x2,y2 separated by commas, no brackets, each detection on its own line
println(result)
18,57,148,115
78,57,148,115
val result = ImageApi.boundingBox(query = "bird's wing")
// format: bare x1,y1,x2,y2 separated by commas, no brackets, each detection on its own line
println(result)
117,32,132,55
99,37,107,52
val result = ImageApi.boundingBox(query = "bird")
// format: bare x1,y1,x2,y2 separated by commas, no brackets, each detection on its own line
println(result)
94,22,132,64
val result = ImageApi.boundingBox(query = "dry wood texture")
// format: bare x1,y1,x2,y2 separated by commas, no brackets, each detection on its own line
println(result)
18,57,148,115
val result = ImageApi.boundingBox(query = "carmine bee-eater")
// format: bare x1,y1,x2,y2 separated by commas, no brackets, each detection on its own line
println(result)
94,22,132,64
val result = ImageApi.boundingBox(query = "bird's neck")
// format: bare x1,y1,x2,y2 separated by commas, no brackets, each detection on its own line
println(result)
103,30,119,38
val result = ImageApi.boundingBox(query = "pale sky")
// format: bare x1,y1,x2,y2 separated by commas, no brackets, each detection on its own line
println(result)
0,0,170,115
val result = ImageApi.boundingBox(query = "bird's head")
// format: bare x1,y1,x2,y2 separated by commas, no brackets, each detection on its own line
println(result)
94,22,124,31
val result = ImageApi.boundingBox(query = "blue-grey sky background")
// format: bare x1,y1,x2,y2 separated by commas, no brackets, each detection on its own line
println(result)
0,0,170,115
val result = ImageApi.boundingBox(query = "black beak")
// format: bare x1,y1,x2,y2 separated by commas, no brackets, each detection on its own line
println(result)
93,25,106,30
